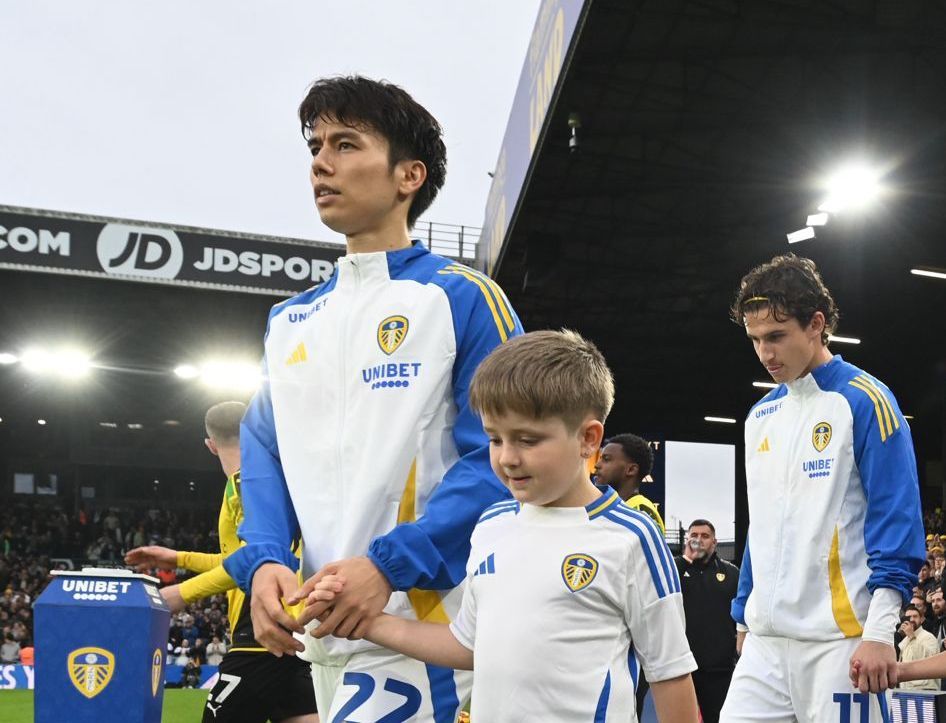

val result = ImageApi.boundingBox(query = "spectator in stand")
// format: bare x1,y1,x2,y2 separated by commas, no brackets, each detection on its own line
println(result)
918,562,936,596
1,632,20,663
926,587,946,647
912,594,930,624
899,605,940,690
182,658,202,689
174,639,192,667
931,549,946,585
206,635,226,666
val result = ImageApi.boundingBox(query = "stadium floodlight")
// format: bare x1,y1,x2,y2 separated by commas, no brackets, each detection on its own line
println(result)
911,267,946,281
57,349,92,378
753,381,778,389
198,361,262,392
21,347,91,378
904,415,915,420
0,352,17,365
786,227,815,244
817,162,882,214
127,423,144,430
174,364,200,379
99,422,118,428
704,416,737,424
806,213,829,227
828,335,861,344
37,419,47,425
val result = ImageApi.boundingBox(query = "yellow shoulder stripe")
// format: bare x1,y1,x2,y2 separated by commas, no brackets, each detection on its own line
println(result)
849,375,899,442
445,264,515,334
437,266,510,342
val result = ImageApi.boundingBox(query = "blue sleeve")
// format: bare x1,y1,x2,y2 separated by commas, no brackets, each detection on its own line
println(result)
223,361,300,592
731,538,753,625
368,273,523,590
845,378,925,601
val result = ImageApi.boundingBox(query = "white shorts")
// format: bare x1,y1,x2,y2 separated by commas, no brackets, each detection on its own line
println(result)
310,646,471,723
720,634,892,723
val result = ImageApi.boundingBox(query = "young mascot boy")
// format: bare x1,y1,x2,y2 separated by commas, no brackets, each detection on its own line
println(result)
307,330,699,722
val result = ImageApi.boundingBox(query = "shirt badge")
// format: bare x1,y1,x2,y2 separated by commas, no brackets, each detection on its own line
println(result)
562,553,598,592
377,315,409,355
812,421,832,452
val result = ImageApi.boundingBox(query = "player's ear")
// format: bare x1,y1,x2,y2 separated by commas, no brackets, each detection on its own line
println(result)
396,159,427,198
807,311,826,340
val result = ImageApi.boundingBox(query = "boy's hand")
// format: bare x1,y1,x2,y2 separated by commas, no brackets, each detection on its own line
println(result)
291,574,345,630
304,557,392,640
309,574,345,603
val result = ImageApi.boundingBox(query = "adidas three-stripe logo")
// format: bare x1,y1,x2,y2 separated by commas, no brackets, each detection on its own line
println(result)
473,553,496,576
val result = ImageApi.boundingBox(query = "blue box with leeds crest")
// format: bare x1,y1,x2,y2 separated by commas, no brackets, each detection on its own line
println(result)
34,568,170,723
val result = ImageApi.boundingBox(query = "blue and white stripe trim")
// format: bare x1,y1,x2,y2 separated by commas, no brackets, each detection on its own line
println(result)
603,504,680,598
477,499,519,523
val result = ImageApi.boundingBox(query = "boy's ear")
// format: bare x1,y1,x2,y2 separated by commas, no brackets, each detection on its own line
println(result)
580,419,605,458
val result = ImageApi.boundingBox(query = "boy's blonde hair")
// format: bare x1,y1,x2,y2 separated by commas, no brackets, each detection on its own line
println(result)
469,329,615,430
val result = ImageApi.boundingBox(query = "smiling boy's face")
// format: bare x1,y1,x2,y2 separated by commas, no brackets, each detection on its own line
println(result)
482,409,601,508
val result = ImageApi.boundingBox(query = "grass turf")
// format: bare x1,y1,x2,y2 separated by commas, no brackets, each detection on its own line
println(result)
0,688,209,722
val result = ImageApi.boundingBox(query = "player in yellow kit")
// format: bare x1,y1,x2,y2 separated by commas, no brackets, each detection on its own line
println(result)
126,401,317,723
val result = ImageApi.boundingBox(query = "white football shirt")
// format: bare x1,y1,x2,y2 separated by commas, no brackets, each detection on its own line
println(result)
450,488,696,722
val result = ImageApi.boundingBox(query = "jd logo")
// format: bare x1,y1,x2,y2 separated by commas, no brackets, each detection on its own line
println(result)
97,224,183,279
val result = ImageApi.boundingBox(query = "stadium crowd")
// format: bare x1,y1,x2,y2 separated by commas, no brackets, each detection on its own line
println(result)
0,498,228,668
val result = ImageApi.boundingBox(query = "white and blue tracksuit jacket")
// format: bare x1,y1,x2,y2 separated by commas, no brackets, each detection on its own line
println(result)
224,241,523,660
732,355,925,642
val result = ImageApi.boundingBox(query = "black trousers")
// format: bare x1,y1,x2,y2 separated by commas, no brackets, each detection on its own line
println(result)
692,668,734,723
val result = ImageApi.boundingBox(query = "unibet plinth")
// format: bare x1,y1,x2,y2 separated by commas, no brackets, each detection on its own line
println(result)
34,568,170,723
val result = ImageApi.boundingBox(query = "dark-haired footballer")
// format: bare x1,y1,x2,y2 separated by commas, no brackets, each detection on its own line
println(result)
223,76,523,721
720,254,924,723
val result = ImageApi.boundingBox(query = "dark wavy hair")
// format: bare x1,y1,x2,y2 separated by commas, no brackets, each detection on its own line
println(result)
298,75,447,228
730,254,839,344
604,433,654,479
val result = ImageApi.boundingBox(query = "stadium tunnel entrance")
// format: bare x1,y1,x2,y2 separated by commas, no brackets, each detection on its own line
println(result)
480,0,946,553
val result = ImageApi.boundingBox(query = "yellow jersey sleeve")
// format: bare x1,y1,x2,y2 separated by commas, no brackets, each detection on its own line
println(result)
177,550,224,573
179,565,236,603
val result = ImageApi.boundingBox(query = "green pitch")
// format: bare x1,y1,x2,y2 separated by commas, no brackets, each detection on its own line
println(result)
0,688,208,722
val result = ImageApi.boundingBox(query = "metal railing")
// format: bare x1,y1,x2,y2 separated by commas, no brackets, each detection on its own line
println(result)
415,220,482,267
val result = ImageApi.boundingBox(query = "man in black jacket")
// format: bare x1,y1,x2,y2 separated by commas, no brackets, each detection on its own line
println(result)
674,519,739,723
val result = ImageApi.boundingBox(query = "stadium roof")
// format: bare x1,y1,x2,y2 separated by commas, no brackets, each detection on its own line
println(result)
488,0,945,485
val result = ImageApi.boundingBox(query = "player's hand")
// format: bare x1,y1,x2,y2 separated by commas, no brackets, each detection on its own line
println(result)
160,584,186,613
736,630,747,656
250,563,306,657
850,640,897,693
305,557,393,641
125,545,178,571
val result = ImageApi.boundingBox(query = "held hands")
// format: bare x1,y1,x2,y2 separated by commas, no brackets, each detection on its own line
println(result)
124,545,178,571
288,556,392,640
848,641,898,693
249,563,306,657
